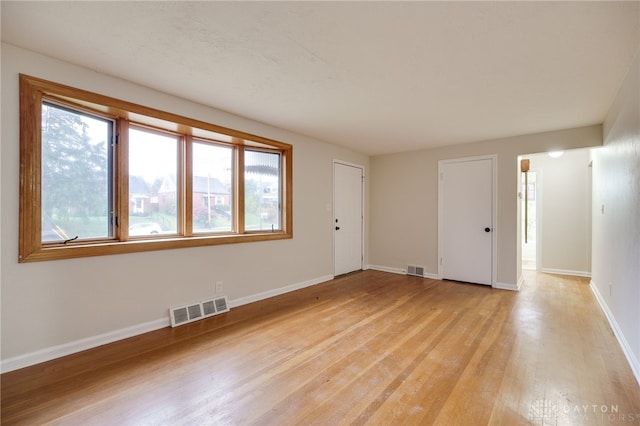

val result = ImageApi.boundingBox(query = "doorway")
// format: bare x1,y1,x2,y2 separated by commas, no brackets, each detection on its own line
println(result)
438,156,496,286
517,149,593,277
333,161,364,276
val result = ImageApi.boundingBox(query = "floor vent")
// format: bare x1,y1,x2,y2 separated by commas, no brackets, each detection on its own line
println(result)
407,265,425,277
170,296,230,327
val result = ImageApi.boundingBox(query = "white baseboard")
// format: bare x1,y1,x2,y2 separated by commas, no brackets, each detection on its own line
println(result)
518,274,525,290
1,274,334,374
493,280,520,291
228,275,333,308
590,280,640,387
541,268,591,278
365,264,406,275
365,264,439,279
1,317,170,374
368,264,518,290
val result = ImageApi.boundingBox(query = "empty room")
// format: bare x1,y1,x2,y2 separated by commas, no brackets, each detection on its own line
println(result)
1,2,639,425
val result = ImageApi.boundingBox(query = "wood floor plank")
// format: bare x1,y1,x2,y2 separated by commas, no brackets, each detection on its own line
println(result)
2,270,639,425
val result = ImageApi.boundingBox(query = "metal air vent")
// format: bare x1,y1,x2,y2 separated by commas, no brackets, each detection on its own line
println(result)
170,296,230,327
407,265,425,277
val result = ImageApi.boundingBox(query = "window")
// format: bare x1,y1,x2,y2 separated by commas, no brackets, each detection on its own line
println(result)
245,150,281,231
128,126,179,235
19,75,292,262
192,141,233,234
41,101,114,242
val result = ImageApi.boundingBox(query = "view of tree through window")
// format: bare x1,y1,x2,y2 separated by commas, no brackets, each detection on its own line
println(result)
41,102,112,242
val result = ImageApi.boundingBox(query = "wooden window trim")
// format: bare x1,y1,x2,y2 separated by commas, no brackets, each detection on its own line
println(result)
19,74,293,262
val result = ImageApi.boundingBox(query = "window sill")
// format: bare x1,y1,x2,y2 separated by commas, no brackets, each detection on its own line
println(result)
19,231,292,263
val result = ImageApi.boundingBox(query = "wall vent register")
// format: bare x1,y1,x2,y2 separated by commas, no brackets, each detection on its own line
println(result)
170,296,229,327
407,265,425,277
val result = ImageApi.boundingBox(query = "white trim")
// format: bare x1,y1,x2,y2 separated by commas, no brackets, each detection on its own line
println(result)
332,159,365,170
492,273,523,291
518,274,525,290
590,280,640,386
366,264,406,275
1,317,169,373
534,168,543,271
540,268,591,278
366,264,439,279
519,166,542,271
493,280,521,291
438,154,497,285
333,160,366,276
229,275,333,308
1,274,333,374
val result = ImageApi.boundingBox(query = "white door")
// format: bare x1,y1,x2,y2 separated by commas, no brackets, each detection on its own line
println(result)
334,162,363,276
439,157,494,285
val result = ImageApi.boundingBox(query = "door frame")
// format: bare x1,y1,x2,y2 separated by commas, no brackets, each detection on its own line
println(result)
437,154,497,286
333,160,365,277
521,167,543,271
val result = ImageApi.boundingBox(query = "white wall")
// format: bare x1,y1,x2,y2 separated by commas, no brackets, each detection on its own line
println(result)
0,44,369,370
369,126,602,288
591,46,640,384
525,149,593,276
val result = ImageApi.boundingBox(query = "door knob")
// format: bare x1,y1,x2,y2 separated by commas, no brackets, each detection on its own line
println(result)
335,226,340,230
484,227,491,232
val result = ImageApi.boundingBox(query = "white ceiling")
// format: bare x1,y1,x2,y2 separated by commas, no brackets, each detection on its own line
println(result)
2,1,639,156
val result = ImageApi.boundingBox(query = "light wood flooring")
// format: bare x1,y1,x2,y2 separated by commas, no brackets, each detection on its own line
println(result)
2,270,639,425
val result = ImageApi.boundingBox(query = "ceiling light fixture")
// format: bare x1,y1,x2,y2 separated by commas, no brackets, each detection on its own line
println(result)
548,151,564,158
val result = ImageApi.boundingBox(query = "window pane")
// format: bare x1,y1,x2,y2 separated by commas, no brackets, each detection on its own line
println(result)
245,150,281,231
41,102,112,242
129,128,178,236
192,142,233,233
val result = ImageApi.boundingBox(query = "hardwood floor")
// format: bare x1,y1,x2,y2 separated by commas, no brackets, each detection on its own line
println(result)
2,270,639,425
